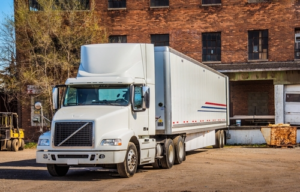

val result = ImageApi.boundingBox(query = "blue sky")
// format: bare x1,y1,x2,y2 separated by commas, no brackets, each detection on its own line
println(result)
0,0,14,23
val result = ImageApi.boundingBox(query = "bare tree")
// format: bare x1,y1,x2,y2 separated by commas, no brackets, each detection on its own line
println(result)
0,0,107,119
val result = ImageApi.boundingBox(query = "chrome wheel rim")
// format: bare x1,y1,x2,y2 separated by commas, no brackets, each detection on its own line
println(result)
168,145,174,163
127,149,137,172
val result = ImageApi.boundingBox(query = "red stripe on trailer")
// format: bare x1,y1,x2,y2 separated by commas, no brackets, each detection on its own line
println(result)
205,102,227,107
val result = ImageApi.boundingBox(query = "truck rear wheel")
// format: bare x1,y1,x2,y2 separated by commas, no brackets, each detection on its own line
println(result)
117,142,138,178
173,136,185,164
220,130,225,148
12,139,19,152
213,131,222,148
161,139,175,169
47,164,69,177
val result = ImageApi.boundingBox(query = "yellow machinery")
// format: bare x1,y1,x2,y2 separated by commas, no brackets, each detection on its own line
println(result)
0,112,25,152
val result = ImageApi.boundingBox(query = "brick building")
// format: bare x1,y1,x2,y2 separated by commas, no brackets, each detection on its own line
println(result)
22,0,300,140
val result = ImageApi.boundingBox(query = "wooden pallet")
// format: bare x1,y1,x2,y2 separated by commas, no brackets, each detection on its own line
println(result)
268,145,297,148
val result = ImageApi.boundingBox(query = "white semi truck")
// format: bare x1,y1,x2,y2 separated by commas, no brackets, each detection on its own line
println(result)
36,43,229,178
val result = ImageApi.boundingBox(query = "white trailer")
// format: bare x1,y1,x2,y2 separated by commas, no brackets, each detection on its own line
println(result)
36,44,229,177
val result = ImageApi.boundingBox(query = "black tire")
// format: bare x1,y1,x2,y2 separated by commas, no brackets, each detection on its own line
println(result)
6,140,12,151
12,139,19,152
117,142,138,178
47,164,69,177
19,139,25,151
220,130,225,148
152,159,161,169
161,139,175,169
213,130,221,148
173,136,185,164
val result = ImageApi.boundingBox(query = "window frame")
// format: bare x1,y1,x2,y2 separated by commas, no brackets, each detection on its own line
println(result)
201,0,222,6
109,35,127,43
202,32,221,63
29,0,90,11
108,0,126,9
248,0,270,3
151,34,170,47
295,29,300,60
150,0,169,8
248,30,268,61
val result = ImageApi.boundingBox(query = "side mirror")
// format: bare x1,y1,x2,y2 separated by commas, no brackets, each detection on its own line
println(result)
52,87,58,110
131,85,150,112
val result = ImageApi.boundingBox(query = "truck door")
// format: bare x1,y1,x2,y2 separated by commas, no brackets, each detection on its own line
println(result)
130,85,149,136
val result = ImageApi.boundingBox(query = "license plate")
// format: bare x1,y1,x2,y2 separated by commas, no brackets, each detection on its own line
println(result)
67,159,78,165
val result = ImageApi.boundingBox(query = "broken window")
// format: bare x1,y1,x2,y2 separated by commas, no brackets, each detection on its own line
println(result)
248,30,268,60
151,34,169,46
202,32,221,62
109,35,127,43
108,0,126,8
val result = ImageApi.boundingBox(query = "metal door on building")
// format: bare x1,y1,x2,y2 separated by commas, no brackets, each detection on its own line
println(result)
285,85,300,125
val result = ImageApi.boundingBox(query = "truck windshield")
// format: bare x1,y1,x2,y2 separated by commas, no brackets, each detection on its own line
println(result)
63,85,130,106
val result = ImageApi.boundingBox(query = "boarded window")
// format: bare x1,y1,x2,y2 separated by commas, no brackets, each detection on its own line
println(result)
202,0,221,5
248,92,268,115
248,30,268,60
109,35,127,43
286,94,300,102
150,0,169,7
151,34,169,46
108,0,126,8
202,32,221,62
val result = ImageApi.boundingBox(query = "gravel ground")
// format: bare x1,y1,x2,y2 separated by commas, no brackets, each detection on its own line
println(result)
1,147,300,192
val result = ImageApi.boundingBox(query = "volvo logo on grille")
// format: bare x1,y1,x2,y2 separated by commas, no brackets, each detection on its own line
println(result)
99,154,105,159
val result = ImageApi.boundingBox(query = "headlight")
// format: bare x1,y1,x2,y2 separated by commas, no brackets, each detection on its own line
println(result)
101,139,122,146
38,139,50,146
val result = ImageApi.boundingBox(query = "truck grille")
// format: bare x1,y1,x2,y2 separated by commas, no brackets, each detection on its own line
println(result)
54,122,93,147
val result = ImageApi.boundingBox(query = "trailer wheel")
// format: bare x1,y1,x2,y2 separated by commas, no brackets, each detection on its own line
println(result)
6,140,12,151
47,164,69,177
213,131,222,148
117,142,138,178
12,139,19,152
161,139,175,169
19,139,25,151
173,136,185,164
220,130,225,148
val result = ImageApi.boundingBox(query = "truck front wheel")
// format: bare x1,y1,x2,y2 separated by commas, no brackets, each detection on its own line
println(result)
117,142,138,178
47,164,69,177
161,139,175,169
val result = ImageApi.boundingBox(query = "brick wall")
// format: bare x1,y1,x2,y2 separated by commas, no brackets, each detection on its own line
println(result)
230,80,275,116
96,0,299,64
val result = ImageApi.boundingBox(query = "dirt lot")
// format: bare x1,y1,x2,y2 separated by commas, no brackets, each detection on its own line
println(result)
1,147,300,192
